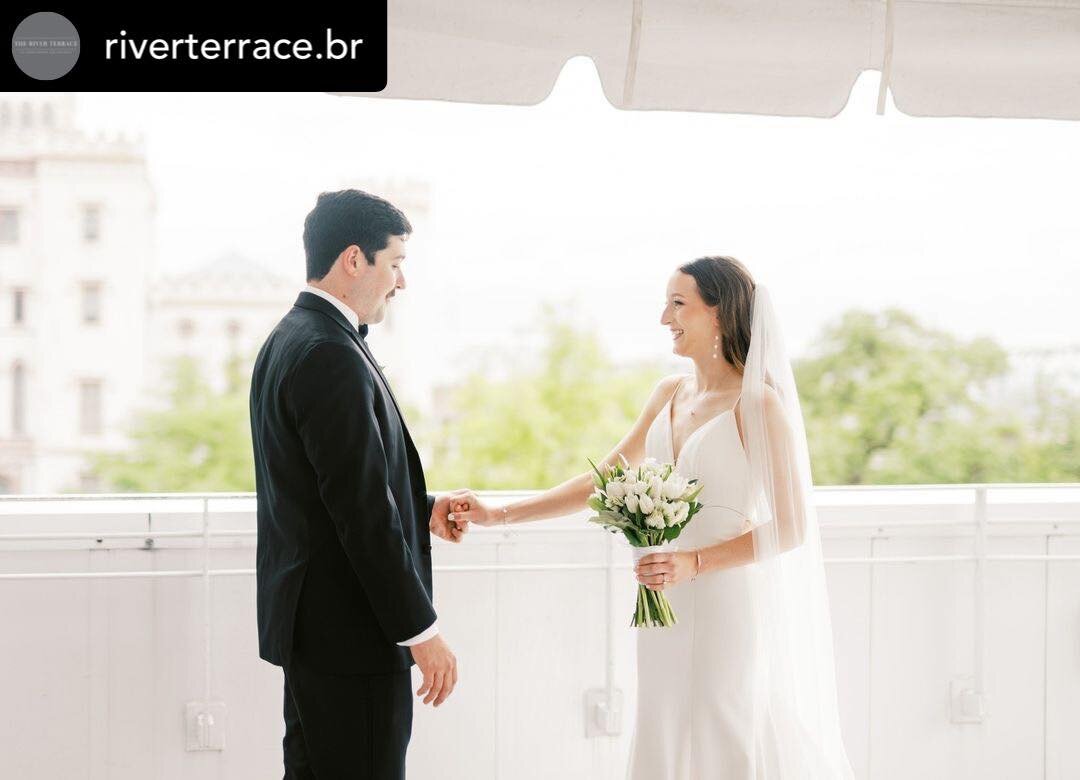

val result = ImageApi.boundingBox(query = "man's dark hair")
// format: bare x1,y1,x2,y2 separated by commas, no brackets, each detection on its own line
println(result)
302,189,413,281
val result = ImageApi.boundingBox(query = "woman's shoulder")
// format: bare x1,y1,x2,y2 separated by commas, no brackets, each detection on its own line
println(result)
643,373,687,412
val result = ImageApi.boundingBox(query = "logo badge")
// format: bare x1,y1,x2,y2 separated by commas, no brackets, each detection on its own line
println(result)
12,12,81,81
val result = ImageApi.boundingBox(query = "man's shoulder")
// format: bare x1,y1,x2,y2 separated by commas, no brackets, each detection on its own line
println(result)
256,307,361,381
278,306,359,349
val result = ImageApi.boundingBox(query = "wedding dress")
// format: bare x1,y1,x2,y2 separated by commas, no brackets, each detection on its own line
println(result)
627,287,854,780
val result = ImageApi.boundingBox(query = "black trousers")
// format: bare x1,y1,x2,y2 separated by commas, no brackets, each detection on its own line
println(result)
283,656,413,780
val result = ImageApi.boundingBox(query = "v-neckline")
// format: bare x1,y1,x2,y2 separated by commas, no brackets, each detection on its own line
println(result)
666,396,735,465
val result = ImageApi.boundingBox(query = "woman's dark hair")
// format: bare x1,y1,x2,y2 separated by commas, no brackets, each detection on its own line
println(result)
302,189,413,281
678,256,756,371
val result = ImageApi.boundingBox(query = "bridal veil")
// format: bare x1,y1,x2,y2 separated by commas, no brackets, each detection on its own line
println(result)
740,285,855,779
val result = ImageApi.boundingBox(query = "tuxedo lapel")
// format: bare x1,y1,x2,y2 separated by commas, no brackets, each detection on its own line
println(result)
354,336,391,395
292,293,418,454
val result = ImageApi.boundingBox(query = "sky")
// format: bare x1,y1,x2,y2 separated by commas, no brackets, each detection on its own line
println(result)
75,63,1079,385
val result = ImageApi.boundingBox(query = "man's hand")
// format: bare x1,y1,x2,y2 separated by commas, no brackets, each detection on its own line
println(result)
447,493,498,527
410,633,458,707
430,490,476,543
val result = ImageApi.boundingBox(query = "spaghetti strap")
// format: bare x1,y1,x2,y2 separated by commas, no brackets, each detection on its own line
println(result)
672,375,687,399
731,391,746,451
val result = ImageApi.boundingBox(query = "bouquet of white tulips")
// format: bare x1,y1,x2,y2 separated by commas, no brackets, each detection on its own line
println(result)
587,456,704,627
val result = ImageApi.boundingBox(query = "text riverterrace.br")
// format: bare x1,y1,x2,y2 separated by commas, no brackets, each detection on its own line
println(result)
104,29,363,61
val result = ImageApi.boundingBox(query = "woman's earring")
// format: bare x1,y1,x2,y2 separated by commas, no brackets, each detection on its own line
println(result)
713,334,720,359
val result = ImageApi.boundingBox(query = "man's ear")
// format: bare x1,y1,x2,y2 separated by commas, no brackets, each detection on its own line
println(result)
342,246,364,277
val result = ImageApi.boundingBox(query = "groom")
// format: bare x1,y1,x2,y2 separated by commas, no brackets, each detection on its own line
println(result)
250,189,471,779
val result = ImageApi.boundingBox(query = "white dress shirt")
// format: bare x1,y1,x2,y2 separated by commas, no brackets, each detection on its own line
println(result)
303,284,360,331
301,284,439,648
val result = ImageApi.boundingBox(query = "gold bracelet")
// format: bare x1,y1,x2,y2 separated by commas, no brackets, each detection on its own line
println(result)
692,550,701,581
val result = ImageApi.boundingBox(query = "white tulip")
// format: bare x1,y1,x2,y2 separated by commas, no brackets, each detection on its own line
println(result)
638,494,655,516
625,494,640,514
635,473,652,499
606,481,626,501
674,502,690,524
645,511,666,529
662,477,686,501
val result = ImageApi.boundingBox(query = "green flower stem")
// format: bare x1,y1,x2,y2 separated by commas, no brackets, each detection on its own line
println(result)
643,586,677,627
657,590,668,625
660,592,677,626
649,588,662,627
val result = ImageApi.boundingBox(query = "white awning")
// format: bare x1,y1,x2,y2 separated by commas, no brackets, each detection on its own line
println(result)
333,0,1080,120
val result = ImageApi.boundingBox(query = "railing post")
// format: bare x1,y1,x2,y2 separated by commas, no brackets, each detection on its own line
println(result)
202,497,212,720
585,531,622,738
185,497,225,750
494,517,505,777
867,535,876,777
974,487,987,708
605,529,615,712
951,487,988,723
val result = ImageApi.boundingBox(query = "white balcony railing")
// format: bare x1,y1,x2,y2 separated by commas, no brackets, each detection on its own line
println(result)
1,485,1078,779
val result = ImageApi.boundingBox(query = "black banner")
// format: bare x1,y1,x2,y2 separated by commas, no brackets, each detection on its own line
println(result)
3,6,387,90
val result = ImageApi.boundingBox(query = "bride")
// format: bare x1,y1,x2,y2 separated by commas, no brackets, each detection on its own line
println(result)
449,256,855,779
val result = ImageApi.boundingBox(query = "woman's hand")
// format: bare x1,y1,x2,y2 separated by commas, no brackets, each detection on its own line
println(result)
635,550,699,590
430,489,478,542
447,493,498,527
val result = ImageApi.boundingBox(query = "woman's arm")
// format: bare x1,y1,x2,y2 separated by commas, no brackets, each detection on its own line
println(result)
451,375,684,527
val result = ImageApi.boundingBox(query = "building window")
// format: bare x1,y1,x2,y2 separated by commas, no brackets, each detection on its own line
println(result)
81,282,102,325
178,318,195,338
13,289,26,325
0,209,17,244
79,379,103,436
82,204,101,242
12,361,25,436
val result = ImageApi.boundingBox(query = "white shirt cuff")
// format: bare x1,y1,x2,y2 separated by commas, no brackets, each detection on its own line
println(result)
397,622,439,647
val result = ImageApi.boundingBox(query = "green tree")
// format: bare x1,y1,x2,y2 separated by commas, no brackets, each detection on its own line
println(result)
794,309,1080,484
421,306,666,490
91,357,255,492
91,308,1079,494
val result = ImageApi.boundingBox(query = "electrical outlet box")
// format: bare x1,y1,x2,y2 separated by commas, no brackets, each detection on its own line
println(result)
949,678,986,724
185,701,227,751
584,688,623,737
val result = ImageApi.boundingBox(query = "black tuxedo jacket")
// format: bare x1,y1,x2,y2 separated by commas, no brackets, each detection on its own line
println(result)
250,291,437,674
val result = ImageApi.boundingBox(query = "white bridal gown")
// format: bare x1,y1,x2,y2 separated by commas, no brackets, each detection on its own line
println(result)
628,392,780,779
